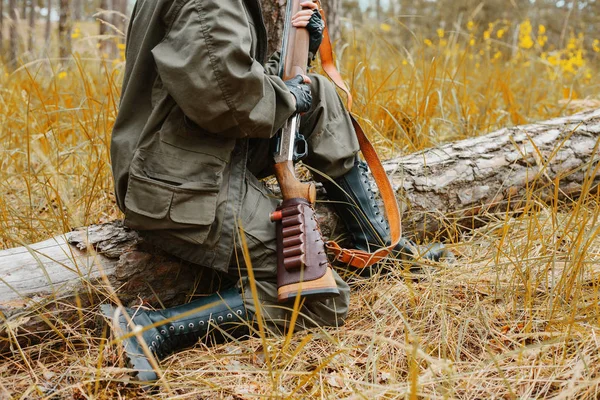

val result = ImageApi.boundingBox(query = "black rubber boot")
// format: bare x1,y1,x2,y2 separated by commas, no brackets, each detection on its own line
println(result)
100,287,252,383
322,159,454,267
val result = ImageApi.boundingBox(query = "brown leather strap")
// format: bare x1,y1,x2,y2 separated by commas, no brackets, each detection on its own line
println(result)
315,1,402,269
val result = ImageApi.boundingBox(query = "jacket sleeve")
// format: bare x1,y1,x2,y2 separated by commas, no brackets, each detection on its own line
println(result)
264,51,282,76
151,0,296,139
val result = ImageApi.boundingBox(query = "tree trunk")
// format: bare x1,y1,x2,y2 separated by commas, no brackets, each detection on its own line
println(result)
321,0,342,44
113,0,127,32
111,0,120,32
57,0,71,58
73,0,82,20
98,0,112,57
45,0,51,50
8,0,17,66
1,109,599,351
27,0,34,51
259,0,343,55
260,0,285,56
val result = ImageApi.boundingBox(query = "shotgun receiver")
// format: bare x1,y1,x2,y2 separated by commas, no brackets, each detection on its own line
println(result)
270,0,339,303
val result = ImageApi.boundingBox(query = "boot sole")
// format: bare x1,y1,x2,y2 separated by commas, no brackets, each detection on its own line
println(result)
278,267,340,302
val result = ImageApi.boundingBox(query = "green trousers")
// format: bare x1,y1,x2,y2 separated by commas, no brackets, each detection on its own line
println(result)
230,75,360,333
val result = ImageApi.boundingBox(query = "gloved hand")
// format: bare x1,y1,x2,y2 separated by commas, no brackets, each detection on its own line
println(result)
292,1,325,61
285,75,312,113
306,10,324,55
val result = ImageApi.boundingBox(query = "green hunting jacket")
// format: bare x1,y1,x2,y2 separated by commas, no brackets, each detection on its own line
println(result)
110,0,296,272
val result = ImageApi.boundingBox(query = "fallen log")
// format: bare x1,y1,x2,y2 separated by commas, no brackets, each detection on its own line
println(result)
385,108,600,238
1,108,599,352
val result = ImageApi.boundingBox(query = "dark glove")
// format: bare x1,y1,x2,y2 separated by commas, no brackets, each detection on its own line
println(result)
306,10,324,59
285,75,312,113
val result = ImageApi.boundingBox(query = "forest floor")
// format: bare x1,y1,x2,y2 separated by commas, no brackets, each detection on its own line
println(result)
1,15,600,399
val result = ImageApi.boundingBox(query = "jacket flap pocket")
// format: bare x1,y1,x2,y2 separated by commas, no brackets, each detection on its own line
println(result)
170,191,217,225
125,175,173,219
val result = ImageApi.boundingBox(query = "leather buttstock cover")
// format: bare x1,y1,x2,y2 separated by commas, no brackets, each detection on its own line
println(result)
276,198,329,287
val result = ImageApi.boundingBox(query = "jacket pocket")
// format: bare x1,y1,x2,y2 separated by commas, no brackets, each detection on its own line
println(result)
123,148,222,243
159,106,236,163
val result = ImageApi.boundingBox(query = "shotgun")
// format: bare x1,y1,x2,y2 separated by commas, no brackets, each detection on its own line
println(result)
270,0,339,303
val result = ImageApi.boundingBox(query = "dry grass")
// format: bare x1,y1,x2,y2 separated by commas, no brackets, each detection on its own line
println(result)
1,14,600,399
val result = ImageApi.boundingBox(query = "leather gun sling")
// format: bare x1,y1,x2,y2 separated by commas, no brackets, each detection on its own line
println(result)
315,1,402,269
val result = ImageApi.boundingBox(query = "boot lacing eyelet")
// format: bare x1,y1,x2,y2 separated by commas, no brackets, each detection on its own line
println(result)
199,321,205,326
161,329,166,335
237,310,243,316
179,325,184,331
189,323,194,328
152,341,157,347
227,313,233,319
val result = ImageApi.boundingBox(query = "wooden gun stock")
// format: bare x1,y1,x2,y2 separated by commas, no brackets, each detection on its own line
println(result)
273,161,316,204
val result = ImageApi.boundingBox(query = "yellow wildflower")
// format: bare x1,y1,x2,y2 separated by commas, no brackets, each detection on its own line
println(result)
483,30,491,41
469,38,476,46
437,28,445,38
593,39,600,53
497,29,505,39
117,43,126,51
71,26,81,39
538,25,546,35
380,23,391,33
467,21,475,31
58,71,67,80
424,39,433,47
493,51,502,60
547,54,559,66
518,20,534,50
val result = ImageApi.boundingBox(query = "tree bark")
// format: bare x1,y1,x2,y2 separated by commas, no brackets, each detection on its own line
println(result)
260,0,285,56
259,0,343,56
1,109,599,351
57,0,71,58
390,108,600,239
